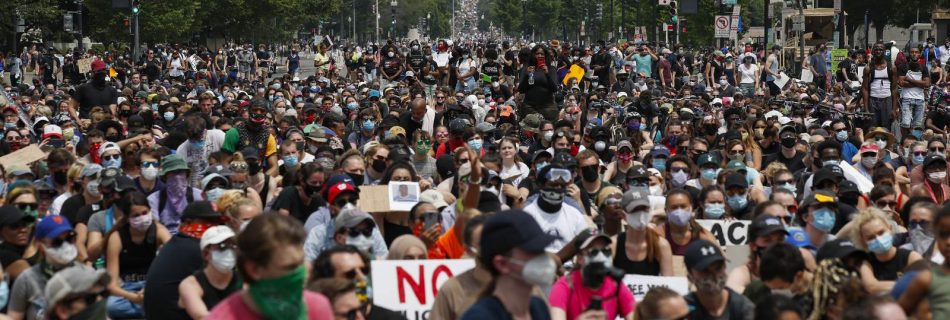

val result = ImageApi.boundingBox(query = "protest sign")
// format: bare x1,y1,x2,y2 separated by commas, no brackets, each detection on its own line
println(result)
357,183,418,213
77,58,93,74
371,259,476,320
697,219,751,246
623,275,690,302
0,145,46,170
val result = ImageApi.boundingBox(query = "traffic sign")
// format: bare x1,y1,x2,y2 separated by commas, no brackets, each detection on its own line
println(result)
714,15,730,38
659,0,672,5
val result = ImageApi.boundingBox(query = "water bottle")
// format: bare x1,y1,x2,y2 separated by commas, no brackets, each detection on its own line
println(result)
528,72,535,85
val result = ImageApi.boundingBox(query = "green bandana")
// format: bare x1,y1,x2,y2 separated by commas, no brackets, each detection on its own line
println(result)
249,265,307,320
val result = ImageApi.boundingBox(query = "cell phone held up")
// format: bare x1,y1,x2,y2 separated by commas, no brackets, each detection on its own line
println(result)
48,138,65,148
423,211,441,231
536,57,546,69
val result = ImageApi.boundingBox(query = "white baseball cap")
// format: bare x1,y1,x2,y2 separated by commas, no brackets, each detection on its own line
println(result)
200,226,236,251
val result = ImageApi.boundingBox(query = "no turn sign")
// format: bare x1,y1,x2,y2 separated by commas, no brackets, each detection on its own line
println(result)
714,15,730,38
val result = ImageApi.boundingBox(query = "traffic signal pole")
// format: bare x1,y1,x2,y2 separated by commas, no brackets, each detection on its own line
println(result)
133,6,140,59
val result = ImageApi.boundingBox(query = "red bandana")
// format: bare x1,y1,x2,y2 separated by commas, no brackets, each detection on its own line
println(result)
179,222,217,239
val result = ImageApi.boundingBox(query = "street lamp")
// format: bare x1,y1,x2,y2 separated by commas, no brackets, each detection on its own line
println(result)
427,12,431,38
390,0,397,38
522,0,527,40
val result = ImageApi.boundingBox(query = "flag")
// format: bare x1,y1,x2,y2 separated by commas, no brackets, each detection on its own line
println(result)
562,64,585,85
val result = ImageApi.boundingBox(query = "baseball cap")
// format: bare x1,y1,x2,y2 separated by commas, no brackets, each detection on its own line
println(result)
924,154,947,169
91,59,108,72
724,173,748,189
201,173,229,191
420,189,449,209
628,165,649,179
650,145,671,158
45,265,111,309
813,165,845,186
43,125,63,139
200,225,236,251
97,142,121,158
764,110,783,119
816,238,867,262
0,205,35,227
799,190,838,216
748,214,789,241
684,239,725,272
181,201,221,220
621,189,650,213
617,140,633,152
520,114,543,133
7,165,33,178
532,149,553,163
334,206,375,233
726,160,747,172
80,164,103,178
576,229,612,250
480,210,557,264
327,182,358,205
308,128,329,143
552,151,577,168
499,105,513,117
859,143,880,154
696,153,720,167
35,215,73,240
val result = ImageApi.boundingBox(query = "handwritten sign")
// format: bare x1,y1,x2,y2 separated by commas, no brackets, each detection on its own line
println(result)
623,275,690,302
77,58,93,74
0,145,45,170
371,259,476,319
696,219,751,246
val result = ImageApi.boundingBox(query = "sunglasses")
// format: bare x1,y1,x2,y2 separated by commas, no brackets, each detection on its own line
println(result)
779,215,793,224
604,198,622,207
334,196,358,207
336,306,365,320
586,247,611,257
774,179,795,185
210,242,236,251
670,167,689,173
435,132,449,137
348,227,373,238
729,149,745,155
141,161,160,168
102,154,121,161
343,266,370,280
51,232,77,248
931,147,945,153
14,203,37,212
913,151,927,156
229,162,249,172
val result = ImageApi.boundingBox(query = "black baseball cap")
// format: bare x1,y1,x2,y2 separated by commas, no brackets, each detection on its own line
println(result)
684,239,725,272
748,214,789,241
725,173,748,189
813,165,845,186
181,201,221,220
479,210,557,267
816,238,867,262
0,205,35,227
924,154,947,169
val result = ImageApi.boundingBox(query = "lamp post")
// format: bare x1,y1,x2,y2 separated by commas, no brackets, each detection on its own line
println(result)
427,12,431,38
522,0,527,40
390,0,397,38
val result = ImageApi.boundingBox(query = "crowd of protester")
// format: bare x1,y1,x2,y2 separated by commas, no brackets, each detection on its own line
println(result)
0,34,947,319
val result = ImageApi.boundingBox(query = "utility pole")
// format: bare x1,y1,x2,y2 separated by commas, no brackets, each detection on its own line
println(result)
522,0,528,40
77,0,84,51
390,0,397,39
610,0,615,40
763,0,768,46
798,0,805,76
375,0,380,43
133,0,140,59
864,9,869,49
352,0,356,41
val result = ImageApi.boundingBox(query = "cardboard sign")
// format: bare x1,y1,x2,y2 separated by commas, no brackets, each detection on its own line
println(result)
696,219,751,246
623,275,690,302
371,259,476,319
831,49,849,74
77,57,93,74
0,145,46,170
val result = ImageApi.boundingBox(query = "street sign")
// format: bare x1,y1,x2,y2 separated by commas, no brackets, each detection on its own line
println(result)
64,13,74,33
792,15,804,31
715,15,730,38
724,0,737,5
730,15,739,39
659,0,672,5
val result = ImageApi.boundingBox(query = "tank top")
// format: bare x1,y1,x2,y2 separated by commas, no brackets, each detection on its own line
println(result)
613,232,661,276
609,164,629,187
869,65,892,98
118,223,158,282
930,267,950,320
664,223,691,256
868,248,912,281
194,269,242,310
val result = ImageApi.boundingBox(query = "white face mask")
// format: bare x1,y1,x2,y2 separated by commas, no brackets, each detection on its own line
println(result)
649,185,663,196
929,171,947,182
507,254,557,287
347,234,374,253
141,167,159,181
626,211,650,230
45,242,78,265
387,51,395,58
129,214,153,231
210,249,237,272
86,181,101,197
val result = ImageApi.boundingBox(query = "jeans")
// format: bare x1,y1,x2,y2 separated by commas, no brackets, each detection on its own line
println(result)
869,96,893,129
455,77,476,93
107,280,145,319
739,83,756,97
900,98,925,129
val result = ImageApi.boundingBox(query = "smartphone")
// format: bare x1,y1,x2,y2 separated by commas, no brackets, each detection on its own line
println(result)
423,212,441,231
48,139,65,148
537,57,546,68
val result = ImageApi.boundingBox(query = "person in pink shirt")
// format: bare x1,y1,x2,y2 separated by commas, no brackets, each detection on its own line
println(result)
207,214,333,320
549,231,636,320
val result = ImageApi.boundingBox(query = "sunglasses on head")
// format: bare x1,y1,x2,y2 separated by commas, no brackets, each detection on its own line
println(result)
604,198,622,207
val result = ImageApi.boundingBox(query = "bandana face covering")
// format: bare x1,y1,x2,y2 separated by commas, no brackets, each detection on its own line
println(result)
178,221,217,239
249,265,307,320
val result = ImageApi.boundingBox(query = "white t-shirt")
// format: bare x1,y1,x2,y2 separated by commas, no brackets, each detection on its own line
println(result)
458,59,476,79
176,129,226,188
523,202,588,253
738,63,758,84
901,70,925,100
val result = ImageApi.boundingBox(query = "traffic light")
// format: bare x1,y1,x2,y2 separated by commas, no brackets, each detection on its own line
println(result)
670,1,678,23
681,19,687,33
132,0,140,14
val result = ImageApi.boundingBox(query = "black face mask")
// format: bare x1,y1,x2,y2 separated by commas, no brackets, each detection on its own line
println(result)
581,166,599,182
347,172,365,186
372,159,387,172
781,137,797,149
839,194,859,207
92,71,107,85
582,261,609,288
305,184,322,197
538,187,565,213
704,124,719,135
53,171,68,185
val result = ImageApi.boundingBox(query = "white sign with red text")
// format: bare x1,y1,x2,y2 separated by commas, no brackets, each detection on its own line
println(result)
371,259,476,320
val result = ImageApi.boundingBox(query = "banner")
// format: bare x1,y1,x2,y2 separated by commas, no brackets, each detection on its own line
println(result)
371,259,476,319
696,219,751,246
622,275,690,302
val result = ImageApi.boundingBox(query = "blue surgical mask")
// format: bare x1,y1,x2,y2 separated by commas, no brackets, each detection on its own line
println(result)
704,203,726,218
836,131,848,142
164,111,175,121
283,154,299,167
536,161,549,172
811,207,836,233
362,120,375,131
701,168,718,181
780,182,797,198
868,233,894,254
913,154,925,165
652,159,666,172
468,139,483,152
347,102,359,110
3,123,15,130
727,194,748,210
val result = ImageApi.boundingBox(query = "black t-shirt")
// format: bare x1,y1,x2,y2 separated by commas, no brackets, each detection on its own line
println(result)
591,53,612,79
763,150,806,173
461,296,550,320
398,111,423,138
60,194,88,224
144,234,202,320
481,61,502,82
407,53,426,73
0,242,25,271
366,305,405,320
503,50,517,76
929,110,950,131
272,187,326,223
74,81,119,118
143,57,162,80
256,51,270,67
75,201,104,225
685,288,756,320
837,58,856,82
